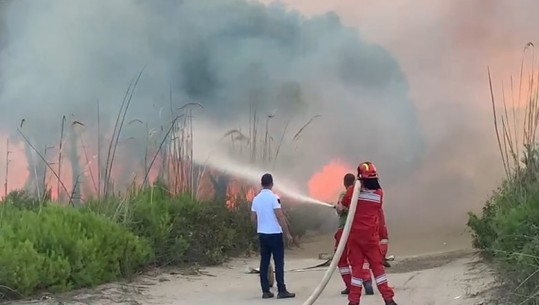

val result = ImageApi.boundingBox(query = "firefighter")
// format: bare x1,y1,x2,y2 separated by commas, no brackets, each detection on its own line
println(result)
340,162,397,305
335,173,374,296
358,185,392,288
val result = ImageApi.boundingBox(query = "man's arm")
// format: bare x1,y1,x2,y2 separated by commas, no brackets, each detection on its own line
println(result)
251,201,257,231
340,186,354,209
251,212,257,228
274,208,292,238
336,192,349,215
272,198,292,239
378,208,388,241
378,191,389,242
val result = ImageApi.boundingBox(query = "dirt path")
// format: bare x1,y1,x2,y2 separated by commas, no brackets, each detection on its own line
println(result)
143,250,495,305
14,244,498,305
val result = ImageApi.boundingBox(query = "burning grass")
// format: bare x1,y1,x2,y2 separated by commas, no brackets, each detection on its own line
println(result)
468,42,539,305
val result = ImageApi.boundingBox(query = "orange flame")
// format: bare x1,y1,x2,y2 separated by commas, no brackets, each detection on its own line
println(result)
0,129,354,211
307,159,351,203
0,134,29,199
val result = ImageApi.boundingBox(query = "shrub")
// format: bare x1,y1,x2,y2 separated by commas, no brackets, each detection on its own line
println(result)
468,156,539,304
125,187,257,266
84,184,257,266
0,204,152,298
1,190,46,212
0,183,259,299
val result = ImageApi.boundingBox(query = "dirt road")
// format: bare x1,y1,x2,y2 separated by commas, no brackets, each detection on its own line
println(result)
143,250,495,305
20,240,497,305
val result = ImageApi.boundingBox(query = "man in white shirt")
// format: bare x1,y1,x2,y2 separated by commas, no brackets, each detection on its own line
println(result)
251,173,296,299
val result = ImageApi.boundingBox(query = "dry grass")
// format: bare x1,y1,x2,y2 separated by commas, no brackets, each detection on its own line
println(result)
6,71,321,213
480,42,539,305
103,70,144,197
489,42,538,181
17,127,71,205
3,138,9,199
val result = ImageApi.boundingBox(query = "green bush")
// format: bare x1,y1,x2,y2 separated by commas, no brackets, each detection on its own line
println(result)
1,190,47,211
468,161,539,304
0,183,257,300
83,185,257,267
125,187,256,266
0,204,152,298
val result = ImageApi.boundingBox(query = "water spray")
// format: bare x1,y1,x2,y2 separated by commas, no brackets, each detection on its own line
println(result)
199,154,334,208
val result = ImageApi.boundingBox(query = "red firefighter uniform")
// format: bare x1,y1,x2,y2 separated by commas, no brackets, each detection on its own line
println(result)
360,207,389,282
335,185,375,295
334,186,353,293
341,162,396,305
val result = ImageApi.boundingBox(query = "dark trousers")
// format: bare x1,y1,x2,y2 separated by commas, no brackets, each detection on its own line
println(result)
258,233,286,293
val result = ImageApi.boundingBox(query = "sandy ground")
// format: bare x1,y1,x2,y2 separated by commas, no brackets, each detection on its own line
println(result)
9,234,499,305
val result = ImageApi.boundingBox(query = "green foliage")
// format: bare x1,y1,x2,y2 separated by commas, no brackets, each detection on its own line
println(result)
0,203,152,298
0,184,256,300
468,154,539,304
87,186,257,266
1,190,46,211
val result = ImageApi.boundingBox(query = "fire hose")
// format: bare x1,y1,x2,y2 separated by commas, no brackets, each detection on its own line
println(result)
301,179,361,305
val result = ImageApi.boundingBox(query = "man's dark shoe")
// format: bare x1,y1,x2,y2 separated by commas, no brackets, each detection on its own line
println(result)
385,300,398,305
277,291,296,299
348,302,359,305
262,292,274,299
383,259,392,268
341,288,349,295
363,280,374,295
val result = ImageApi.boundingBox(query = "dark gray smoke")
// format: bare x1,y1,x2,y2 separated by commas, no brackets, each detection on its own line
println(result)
0,0,424,190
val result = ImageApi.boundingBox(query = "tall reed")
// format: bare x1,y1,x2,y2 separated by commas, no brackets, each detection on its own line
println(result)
489,43,538,180
4,139,9,198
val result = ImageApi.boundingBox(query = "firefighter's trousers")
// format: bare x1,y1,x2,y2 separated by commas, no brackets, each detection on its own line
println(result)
347,234,395,304
334,228,351,289
335,228,374,289
360,241,389,282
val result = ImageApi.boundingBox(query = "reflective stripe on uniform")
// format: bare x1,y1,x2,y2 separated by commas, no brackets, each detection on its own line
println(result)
380,239,389,244
351,277,363,287
339,267,351,275
358,192,381,203
375,274,388,284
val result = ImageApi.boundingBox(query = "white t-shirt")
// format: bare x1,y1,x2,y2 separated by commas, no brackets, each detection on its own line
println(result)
251,189,283,234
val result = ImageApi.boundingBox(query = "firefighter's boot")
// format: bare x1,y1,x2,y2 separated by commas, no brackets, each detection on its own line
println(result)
363,280,374,295
385,300,398,305
341,288,350,295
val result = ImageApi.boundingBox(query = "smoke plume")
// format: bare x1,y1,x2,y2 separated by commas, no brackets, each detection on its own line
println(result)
260,0,538,246
0,0,423,186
